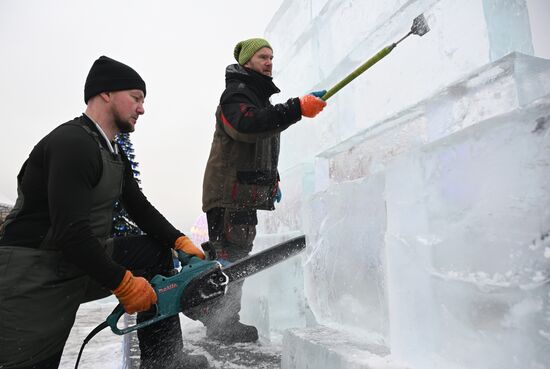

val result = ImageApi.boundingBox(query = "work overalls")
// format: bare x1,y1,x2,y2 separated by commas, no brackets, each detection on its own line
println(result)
0,123,123,368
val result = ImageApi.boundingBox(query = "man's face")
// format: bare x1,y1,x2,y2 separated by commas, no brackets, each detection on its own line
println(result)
244,47,273,77
109,89,145,133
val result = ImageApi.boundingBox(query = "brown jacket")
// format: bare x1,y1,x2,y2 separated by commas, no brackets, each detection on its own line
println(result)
202,65,302,212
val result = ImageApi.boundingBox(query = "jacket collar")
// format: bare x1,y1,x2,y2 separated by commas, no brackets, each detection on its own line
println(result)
225,64,280,100
80,114,119,155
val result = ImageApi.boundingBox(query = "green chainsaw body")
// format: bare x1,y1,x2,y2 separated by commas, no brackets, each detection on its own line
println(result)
107,257,227,335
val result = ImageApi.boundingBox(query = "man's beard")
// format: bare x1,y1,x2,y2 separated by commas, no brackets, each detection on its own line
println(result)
114,114,135,134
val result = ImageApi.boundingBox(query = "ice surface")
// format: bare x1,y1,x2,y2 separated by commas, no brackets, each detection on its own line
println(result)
482,0,534,60
282,326,410,369
301,173,389,339
254,55,549,369
385,95,550,369
241,232,308,342
317,52,550,185
268,0,534,173
245,1,547,368
60,297,122,369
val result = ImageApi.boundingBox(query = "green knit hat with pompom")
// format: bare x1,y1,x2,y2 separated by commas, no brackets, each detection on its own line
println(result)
234,38,272,65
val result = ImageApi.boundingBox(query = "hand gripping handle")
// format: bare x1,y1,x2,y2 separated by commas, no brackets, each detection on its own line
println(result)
176,249,192,265
106,258,224,336
106,303,164,335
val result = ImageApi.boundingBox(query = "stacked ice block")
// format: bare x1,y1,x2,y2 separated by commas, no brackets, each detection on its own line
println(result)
239,0,549,368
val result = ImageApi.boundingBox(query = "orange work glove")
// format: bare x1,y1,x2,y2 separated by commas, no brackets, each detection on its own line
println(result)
112,270,157,314
174,235,205,259
299,94,327,118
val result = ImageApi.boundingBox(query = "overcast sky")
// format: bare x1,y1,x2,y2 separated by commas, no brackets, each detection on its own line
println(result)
0,0,284,230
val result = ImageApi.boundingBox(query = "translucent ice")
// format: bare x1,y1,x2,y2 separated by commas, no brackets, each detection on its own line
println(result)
385,94,550,369
301,173,389,339
262,54,550,369
282,326,409,369
256,2,547,368
241,232,308,342
268,0,535,173
317,53,550,186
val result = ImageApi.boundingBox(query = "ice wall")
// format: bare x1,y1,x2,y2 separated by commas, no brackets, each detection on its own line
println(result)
321,52,550,186
241,232,309,342
237,1,550,369
266,0,533,172
385,93,550,369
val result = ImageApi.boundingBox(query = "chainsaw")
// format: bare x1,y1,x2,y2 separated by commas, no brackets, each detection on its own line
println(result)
74,235,306,368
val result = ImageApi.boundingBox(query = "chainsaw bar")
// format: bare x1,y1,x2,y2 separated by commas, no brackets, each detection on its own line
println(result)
180,235,306,311
222,235,306,283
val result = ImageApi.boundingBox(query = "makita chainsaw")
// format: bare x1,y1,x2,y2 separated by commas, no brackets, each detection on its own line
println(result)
75,235,306,368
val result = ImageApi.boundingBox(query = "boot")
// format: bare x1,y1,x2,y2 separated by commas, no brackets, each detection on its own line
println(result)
206,319,259,344
200,239,258,344
199,279,259,344
138,314,209,369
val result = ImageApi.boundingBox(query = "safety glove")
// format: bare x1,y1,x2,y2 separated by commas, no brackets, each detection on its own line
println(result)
174,235,205,265
299,90,327,118
112,270,157,314
310,90,327,98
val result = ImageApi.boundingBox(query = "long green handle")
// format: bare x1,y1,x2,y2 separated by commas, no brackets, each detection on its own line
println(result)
321,43,396,101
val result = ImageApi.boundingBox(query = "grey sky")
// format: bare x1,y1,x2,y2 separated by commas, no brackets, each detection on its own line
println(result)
0,0,283,230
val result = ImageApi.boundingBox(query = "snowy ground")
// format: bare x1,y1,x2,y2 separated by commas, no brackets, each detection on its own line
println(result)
60,297,281,369
180,318,281,369
60,297,122,369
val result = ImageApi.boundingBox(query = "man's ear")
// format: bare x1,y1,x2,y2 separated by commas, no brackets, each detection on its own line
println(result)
99,91,111,102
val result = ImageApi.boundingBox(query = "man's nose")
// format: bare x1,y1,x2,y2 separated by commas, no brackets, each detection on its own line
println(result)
137,103,145,115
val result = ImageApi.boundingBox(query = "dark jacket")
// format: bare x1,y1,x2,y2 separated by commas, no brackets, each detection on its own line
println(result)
202,64,302,212
0,115,182,289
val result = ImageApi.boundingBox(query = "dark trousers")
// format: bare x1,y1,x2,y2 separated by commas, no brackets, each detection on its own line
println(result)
4,235,181,369
201,208,257,327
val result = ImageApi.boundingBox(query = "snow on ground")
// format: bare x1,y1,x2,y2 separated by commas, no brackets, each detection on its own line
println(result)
179,316,282,369
59,298,281,369
60,297,122,369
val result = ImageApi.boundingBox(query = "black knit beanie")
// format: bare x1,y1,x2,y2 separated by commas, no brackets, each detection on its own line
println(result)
84,56,146,103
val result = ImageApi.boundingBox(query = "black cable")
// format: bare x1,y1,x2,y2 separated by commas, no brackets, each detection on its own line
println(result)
74,321,109,369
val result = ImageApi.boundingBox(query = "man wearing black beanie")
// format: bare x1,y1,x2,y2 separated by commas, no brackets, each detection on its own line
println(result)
84,55,147,104
0,56,209,369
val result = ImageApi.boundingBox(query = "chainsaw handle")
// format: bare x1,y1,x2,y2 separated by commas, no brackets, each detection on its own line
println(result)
106,262,221,336
176,249,192,265
177,250,205,266
106,303,162,335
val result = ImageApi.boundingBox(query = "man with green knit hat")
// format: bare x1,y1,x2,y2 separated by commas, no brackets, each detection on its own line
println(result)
234,38,273,75
201,38,327,343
